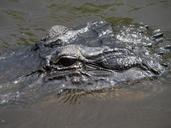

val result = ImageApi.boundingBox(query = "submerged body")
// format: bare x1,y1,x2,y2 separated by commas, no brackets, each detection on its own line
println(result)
0,20,169,105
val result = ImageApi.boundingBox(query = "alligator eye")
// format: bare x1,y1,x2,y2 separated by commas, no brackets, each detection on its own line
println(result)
57,57,77,67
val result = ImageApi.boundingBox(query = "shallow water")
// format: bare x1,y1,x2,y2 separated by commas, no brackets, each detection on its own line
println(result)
0,0,171,128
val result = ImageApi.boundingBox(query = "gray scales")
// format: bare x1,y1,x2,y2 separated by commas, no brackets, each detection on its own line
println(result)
0,20,169,105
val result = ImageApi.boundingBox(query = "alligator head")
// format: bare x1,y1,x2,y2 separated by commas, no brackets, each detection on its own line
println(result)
0,20,167,104
34,20,165,91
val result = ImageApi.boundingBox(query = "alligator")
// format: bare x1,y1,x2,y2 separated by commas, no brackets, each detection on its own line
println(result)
0,20,169,105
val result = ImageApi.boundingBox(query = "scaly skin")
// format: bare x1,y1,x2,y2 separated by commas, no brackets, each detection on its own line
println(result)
0,20,168,105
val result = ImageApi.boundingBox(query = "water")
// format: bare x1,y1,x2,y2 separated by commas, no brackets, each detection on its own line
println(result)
0,0,171,128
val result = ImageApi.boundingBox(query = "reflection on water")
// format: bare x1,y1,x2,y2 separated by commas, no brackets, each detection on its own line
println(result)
0,0,171,128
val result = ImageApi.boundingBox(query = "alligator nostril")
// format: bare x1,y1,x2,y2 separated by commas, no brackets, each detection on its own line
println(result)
57,57,77,67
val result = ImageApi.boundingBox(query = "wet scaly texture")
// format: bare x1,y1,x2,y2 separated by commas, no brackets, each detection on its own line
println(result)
0,20,169,105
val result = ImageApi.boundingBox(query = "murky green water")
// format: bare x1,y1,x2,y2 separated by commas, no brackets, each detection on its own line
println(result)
0,0,171,128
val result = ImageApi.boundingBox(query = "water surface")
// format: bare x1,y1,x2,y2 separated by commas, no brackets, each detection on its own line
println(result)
0,0,171,128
